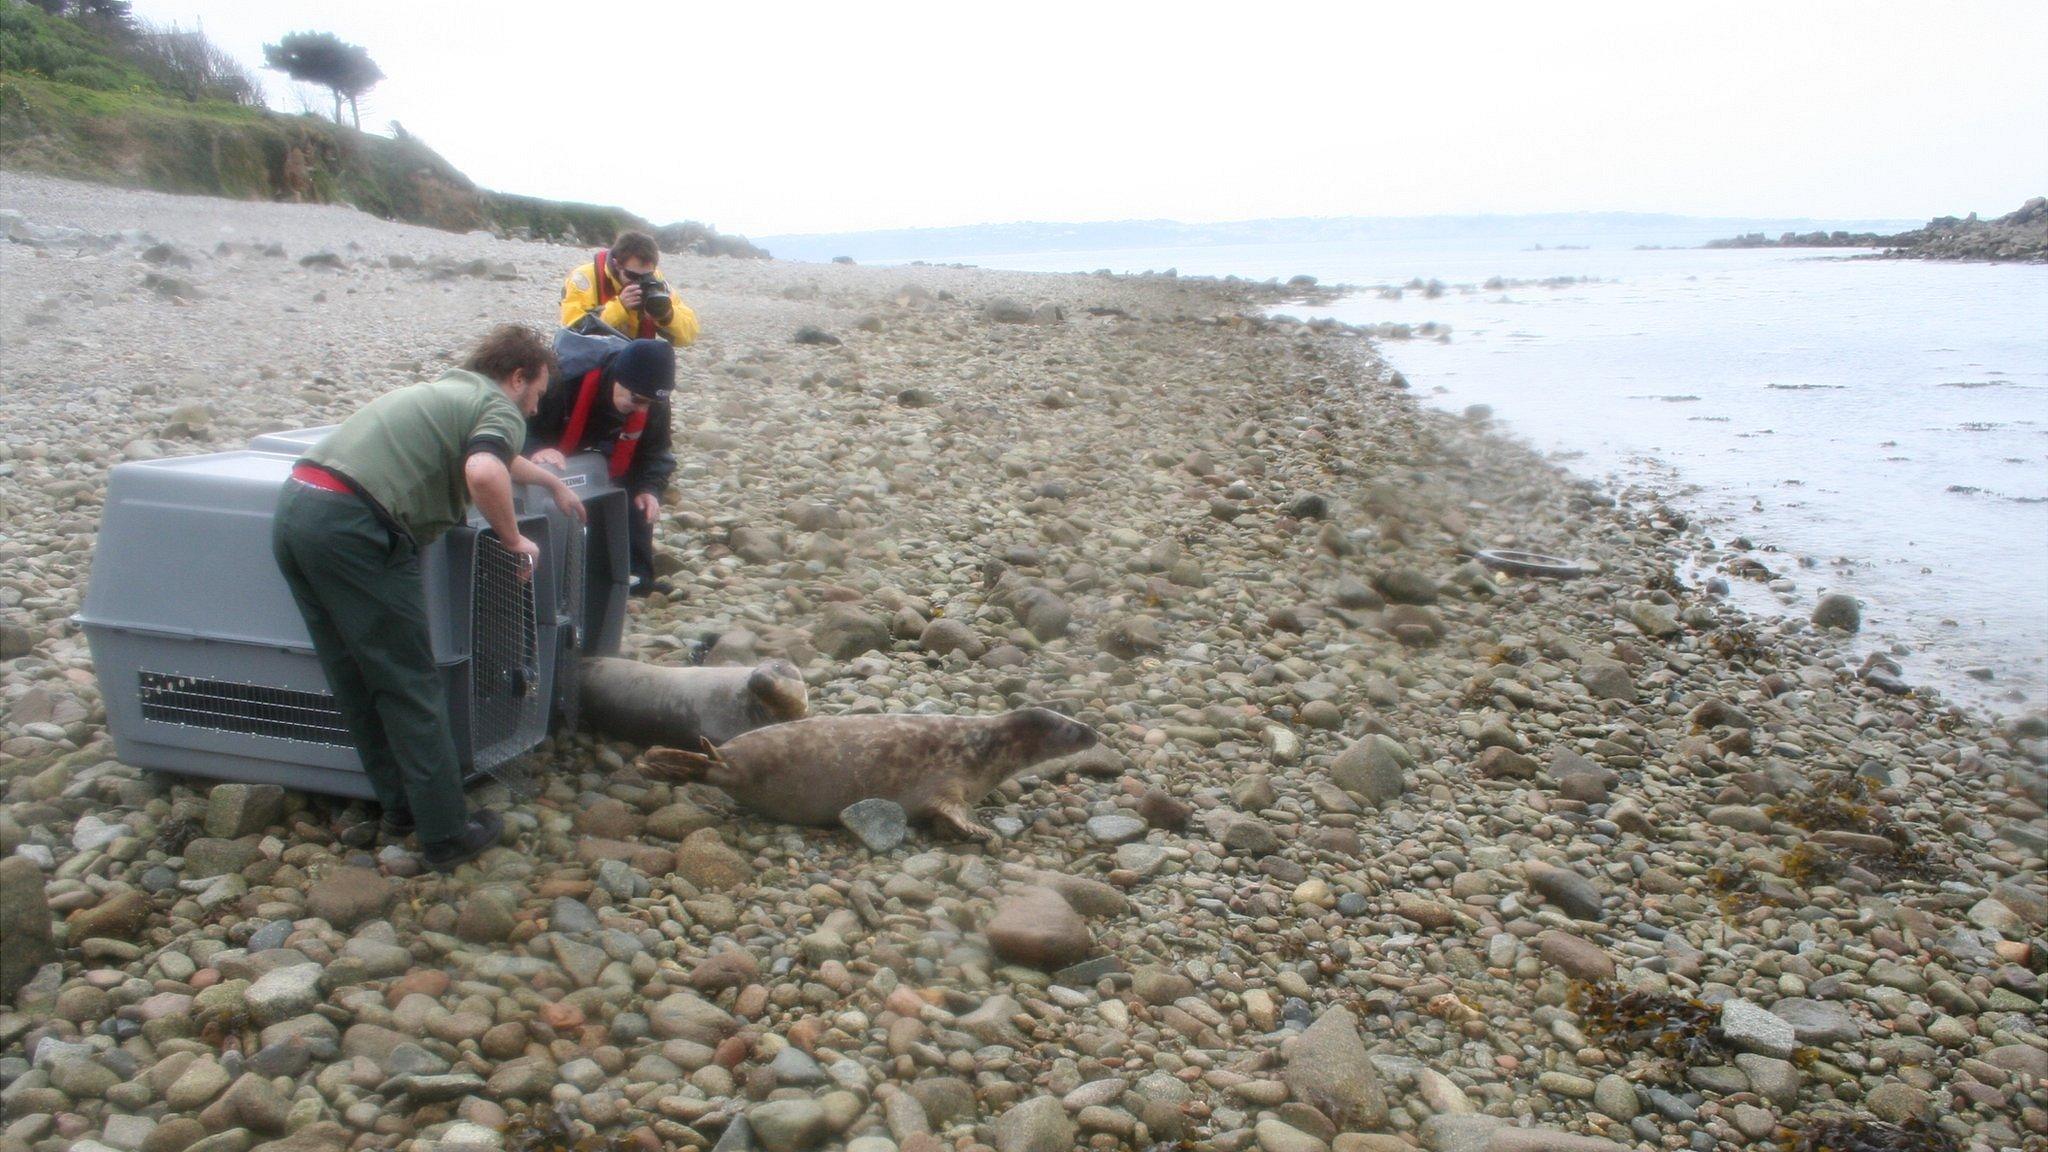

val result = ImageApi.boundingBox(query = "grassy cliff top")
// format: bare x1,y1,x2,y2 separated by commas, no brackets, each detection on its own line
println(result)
0,1,759,253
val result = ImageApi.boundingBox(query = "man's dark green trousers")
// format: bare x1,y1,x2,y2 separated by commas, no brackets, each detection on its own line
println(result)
271,481,467,844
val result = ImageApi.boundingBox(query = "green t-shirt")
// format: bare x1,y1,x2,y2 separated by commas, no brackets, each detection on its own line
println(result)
304,369,526,544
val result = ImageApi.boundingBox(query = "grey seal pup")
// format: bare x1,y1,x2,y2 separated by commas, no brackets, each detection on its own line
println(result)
639,707,1097,840
578,657,807,747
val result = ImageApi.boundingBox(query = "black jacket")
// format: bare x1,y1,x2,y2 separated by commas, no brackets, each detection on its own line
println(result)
524,353,675,498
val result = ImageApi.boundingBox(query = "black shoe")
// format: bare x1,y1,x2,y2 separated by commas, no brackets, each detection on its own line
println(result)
629,577,676,599
423,809,504,873
379,808,415,838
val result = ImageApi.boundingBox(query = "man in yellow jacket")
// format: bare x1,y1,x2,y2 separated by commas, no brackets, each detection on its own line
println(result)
559,230,701,346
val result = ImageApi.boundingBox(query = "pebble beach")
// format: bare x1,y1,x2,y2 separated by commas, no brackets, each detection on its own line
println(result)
2,171,2047,1152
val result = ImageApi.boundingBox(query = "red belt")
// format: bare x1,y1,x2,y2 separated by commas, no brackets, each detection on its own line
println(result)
291,462,354,494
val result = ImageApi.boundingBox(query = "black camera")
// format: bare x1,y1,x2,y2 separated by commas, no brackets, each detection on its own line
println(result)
636,275,671,315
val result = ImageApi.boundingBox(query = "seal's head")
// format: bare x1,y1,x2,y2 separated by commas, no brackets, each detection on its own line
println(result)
1007,707,1099,763
744,659,809,724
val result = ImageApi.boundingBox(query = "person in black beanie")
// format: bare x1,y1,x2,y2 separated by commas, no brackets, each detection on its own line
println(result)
525,337,678,596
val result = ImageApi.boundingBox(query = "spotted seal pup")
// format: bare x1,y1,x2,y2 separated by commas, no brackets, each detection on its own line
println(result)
578,657,808,747
639,707,1098,839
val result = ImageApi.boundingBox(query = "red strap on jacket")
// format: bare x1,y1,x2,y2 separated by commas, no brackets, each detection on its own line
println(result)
591,249,657,339
558,368,650,482
290,461,353,493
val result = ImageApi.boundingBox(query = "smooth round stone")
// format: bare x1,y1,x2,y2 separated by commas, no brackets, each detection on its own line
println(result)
1115,844,1169,875
769,1046,829,1086
1085,814,1147,845
247,919,291,953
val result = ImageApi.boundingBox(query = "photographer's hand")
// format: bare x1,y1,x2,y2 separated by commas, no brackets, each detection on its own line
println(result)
619,282,644,310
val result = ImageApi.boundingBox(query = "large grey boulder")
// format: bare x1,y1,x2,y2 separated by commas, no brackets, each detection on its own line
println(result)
1330,734,1410,806
1812,593,1862,632
991,1095,1074,1152
985,297,1034,324
205,778,286,832
1281,1005,1387,1130
814,604,890,659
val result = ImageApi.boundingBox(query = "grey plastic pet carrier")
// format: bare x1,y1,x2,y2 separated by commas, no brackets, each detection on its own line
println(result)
76,426,630,799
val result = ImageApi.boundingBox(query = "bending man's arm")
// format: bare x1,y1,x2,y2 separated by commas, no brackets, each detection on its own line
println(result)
463,452,540,578
509,453,586,523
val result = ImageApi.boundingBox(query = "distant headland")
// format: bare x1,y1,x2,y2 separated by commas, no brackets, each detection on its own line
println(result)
1707,198,2048,262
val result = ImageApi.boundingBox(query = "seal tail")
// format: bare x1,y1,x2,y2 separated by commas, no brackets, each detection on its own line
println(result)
640,737,725,784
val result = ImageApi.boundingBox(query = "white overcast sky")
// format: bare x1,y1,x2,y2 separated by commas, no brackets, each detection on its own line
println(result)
127,0,2048,237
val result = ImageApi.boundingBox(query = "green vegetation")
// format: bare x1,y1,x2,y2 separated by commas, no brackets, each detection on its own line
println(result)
484,192,644,252
1,0,767,253
0,2,154,91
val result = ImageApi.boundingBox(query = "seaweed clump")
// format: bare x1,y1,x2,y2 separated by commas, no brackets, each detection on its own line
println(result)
1570,979,1727,1070
195,1004,258,1054
1781,842,1848,889
1766,776,1936,883
1705,862,1781,916
1708,623,1774,667
1767,774,1884,834
501,1103,625,1152
1779,1113,1959,1152
152,816,203,856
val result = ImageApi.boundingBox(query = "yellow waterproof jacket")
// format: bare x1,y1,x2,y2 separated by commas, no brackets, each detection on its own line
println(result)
559,255,700,346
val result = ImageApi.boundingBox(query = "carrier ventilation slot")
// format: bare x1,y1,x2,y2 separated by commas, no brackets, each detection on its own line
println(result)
138,671,352,746
469,533,540,769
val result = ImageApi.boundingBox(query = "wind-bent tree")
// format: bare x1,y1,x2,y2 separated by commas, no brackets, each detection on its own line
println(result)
263,31,383,128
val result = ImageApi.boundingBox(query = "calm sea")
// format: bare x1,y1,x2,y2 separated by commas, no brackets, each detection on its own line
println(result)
877,237,2048,716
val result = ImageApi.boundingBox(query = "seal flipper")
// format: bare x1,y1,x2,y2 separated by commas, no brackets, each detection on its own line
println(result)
641,737,724,784
930,796,995,842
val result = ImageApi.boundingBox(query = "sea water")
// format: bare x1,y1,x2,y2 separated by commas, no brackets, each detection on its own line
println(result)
896,238,2048,716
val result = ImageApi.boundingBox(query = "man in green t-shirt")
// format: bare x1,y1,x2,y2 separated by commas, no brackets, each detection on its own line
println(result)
272,325,585,872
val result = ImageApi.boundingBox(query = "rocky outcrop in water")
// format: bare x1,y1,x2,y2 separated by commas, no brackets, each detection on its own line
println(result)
1706,197,2048,262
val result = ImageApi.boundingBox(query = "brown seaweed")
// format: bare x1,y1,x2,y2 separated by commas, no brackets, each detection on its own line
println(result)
1779,1113,1960,1152
1767,776,1936,882
500,1103,625,1152
1570,979,1727,1069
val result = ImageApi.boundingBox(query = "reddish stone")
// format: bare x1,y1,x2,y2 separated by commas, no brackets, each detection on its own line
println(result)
571,798,645,841
480,1022,527,1060
686,950,759,992
535,877,594,899
538,1002,585,1030
734,984,769,1019
573,837,674,875
788,1017,823,1052
985,887,1092,970
385,970,449,1007
713,1035,750,1068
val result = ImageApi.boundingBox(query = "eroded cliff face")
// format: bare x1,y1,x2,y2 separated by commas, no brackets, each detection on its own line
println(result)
1,79,485,231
